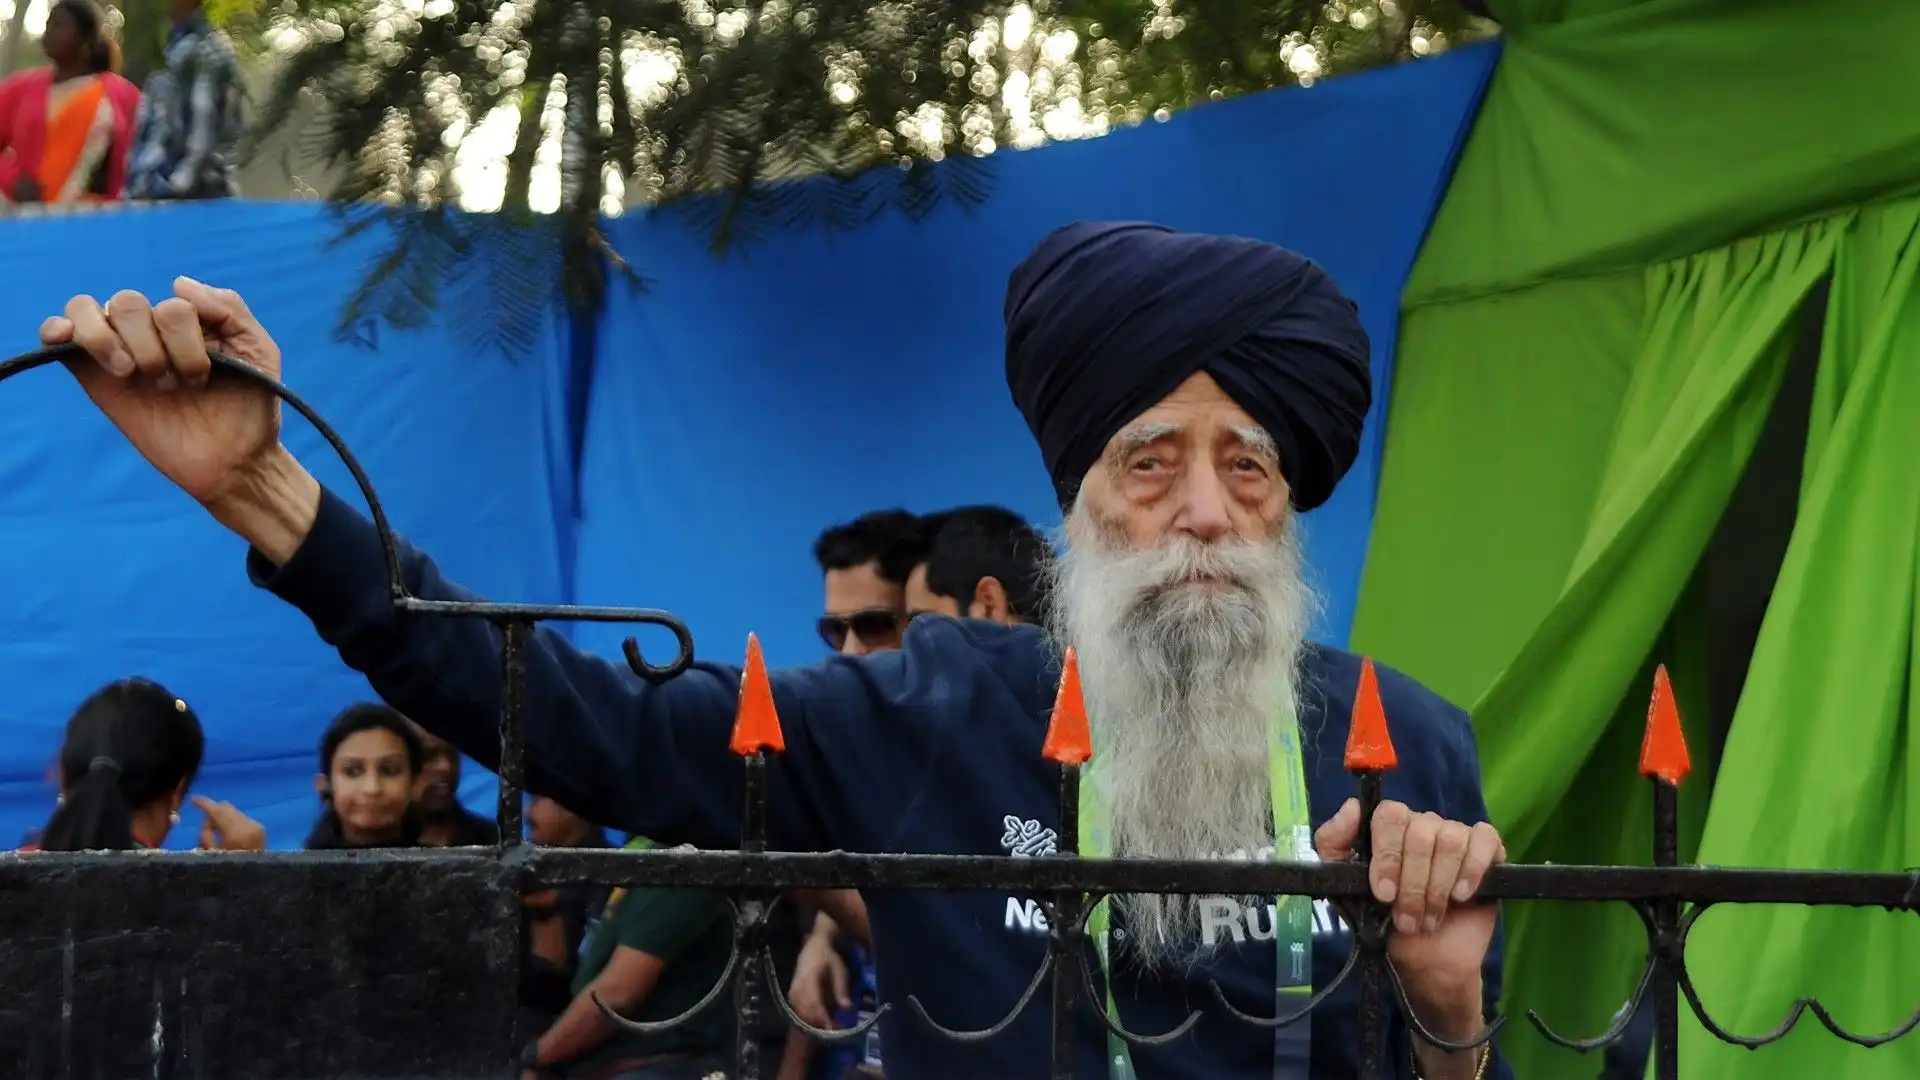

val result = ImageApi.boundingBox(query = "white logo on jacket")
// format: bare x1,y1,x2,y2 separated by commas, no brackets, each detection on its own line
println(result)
1000,815,1058,857
1000,828,1350,944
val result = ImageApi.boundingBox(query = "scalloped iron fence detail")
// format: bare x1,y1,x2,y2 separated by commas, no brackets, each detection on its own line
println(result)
3,345,1919,1080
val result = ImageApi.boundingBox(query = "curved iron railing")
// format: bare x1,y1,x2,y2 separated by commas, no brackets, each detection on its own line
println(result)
3,342,1919,1080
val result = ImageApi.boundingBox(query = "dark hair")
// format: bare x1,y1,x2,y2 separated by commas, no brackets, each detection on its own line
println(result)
812,509,927,585
318,703,426,788
921,505,1052,621
51,0,119,74
39,678,205,852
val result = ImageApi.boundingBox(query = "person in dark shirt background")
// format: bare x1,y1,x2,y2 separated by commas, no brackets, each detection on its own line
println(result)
519,838,734,1080
903,505,1050,626
791,504,1052,1077
412,721,501,847
779,509,930,1079
521,795,614,1031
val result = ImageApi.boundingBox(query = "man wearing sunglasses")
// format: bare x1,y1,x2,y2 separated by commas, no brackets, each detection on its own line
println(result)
811,509,926,656
788,508,925,1079
53,224,1513,1080
789,504,1053,1077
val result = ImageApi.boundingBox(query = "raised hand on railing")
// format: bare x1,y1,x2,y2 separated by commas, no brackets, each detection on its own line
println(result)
1315,798,1504,1020
39,280,318,564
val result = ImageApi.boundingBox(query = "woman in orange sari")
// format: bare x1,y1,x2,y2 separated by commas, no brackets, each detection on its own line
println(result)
0,0,140,205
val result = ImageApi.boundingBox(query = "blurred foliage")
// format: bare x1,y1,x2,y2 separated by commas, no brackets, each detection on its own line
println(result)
116,0,268,85
236,0,1494,355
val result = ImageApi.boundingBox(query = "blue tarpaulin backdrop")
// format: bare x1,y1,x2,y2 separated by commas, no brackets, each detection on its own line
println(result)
0,41,1496,849
571,40,1498,669
0,204,572,847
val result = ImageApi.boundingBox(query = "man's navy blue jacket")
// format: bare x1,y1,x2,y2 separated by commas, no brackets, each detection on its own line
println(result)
256,490,1515,1080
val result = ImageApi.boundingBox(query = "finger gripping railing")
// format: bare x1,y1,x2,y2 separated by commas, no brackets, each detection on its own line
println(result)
6,343,1920,1080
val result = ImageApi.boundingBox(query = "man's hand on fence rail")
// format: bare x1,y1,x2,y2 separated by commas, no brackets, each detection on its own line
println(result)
1318,796,1505,1078
41,280,322,564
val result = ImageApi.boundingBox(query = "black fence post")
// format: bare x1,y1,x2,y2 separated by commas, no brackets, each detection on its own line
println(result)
497,619,531,1078
732,634,785,1080
735,746,769,1080
1346,659,1397,1080
1049,780,1085,1080
1643,666,1692,1080
497,620,529,846
1042,647,1092,1080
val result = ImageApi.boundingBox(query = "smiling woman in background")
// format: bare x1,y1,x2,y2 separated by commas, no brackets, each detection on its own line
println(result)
0,0,139,205
304,703,426,849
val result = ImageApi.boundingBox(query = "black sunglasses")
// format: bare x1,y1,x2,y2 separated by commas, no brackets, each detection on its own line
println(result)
817,608,903,652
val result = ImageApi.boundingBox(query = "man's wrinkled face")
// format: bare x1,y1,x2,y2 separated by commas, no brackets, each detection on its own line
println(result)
1075,371,1289,553
820,560,905,655
1043,370,1318,967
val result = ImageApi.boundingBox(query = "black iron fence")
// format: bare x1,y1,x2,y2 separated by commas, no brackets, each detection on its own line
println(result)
2,345,1918,1079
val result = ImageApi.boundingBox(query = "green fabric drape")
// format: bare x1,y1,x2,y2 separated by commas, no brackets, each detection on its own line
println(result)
1475,221,1839,854
1356,1,1920,1074
1428,221,1840,1080
1408,0,1920,303
1494,571,1717,1080
1366,1,1920,703
1354,273,1644,707
1678,197,1920,1079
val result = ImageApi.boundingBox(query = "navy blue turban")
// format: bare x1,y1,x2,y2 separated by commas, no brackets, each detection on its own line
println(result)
1004,222,1372,512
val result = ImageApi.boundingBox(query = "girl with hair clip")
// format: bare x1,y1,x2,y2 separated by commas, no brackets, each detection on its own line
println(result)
305,703,428,849
28,677,265,853
0,0,140,205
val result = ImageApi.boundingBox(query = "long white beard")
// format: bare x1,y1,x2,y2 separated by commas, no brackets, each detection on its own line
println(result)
1043,501,1318,968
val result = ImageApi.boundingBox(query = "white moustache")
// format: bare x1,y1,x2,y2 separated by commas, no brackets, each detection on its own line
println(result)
1111,535,1284,605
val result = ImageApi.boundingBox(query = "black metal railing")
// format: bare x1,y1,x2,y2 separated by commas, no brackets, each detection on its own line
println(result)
3,344,1919,1079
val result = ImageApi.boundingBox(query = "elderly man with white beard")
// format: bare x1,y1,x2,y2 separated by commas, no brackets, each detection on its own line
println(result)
40,222,1512,1080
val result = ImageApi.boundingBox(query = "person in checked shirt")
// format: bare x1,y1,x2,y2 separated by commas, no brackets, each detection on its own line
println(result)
125,0,243,200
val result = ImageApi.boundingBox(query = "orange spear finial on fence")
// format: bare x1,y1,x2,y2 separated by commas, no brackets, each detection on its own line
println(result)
1640,664,1691,787
730,633,787,756
1344,657,1399,772
1042,647,1093,766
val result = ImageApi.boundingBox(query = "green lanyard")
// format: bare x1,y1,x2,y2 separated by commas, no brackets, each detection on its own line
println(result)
1079,702,1315,1080
603,835,655,914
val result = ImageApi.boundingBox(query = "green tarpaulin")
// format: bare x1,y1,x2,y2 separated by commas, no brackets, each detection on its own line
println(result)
1352,1,1920,1077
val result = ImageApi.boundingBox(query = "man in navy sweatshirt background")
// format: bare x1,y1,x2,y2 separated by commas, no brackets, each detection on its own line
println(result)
42,221,1515,1080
